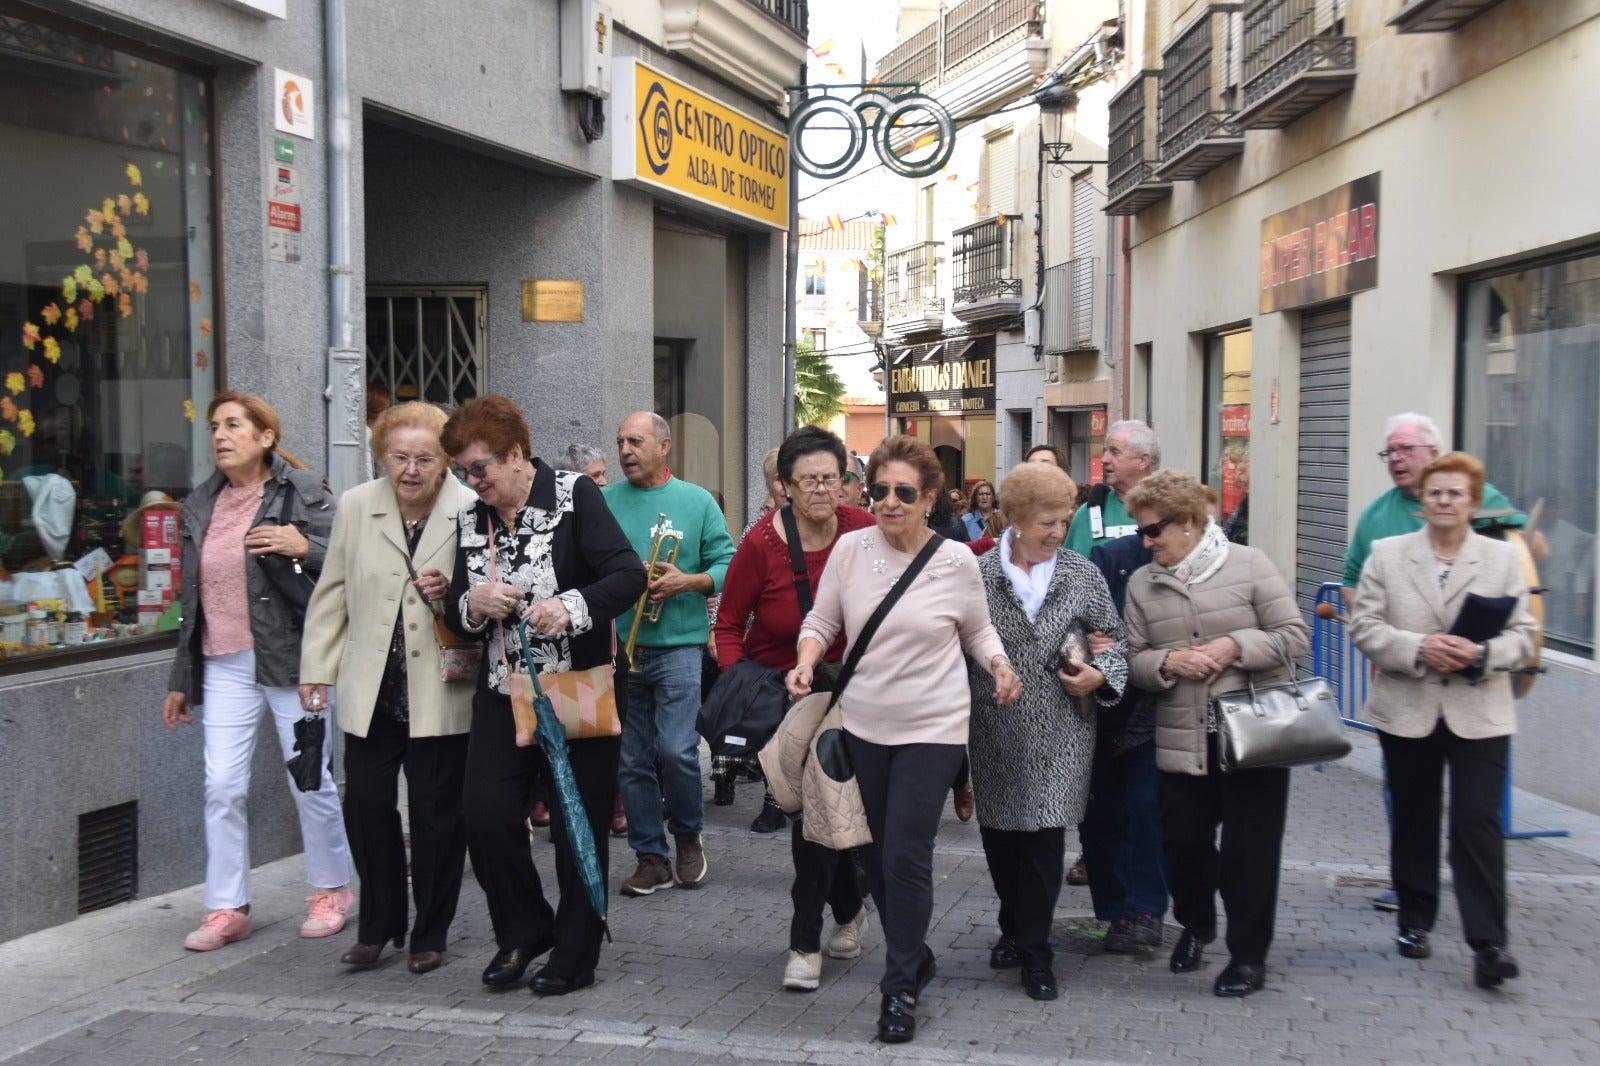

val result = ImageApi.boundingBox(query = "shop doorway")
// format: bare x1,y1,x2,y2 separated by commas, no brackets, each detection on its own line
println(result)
364,287,486,406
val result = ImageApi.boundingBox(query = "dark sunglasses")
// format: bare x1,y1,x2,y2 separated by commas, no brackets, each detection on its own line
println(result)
1136,518,1173,540
868,483,919,505
451,451,500,481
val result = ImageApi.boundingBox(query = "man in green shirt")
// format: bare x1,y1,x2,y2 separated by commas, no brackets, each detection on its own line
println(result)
1064,420,1161,557
604,412,735,898
1341,412,1526,613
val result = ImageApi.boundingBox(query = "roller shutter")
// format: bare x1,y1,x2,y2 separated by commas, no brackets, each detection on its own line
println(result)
1296,302,1352,609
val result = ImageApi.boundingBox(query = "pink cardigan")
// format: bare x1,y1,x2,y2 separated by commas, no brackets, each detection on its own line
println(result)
798,530,1005,747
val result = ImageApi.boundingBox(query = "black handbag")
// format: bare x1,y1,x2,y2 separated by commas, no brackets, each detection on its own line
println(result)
256,487,316,619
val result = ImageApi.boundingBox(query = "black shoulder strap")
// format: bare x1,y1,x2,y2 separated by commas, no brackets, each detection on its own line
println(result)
827,533,944,705
778,505,814,617
277,482,296,524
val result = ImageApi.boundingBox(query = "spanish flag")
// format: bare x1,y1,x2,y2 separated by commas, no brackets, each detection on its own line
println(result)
811,37,834,58
881,213,897,226
826,213,844,233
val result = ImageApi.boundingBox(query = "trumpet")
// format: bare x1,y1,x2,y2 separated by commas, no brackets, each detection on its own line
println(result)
624,514,681,670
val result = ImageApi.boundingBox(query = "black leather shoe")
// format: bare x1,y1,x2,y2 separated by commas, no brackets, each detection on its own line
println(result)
1473,945,1519,989
1213,960,1265,997
407,951,443,974
1021,967,1058,1001
713,778,735,806
989,937,1020,970
481,938,552,987
529,967,596,996
877,993,916,1043
1169,929,1208,974
1395,928,1431,959
914,950,937,996
1104,918,1135,954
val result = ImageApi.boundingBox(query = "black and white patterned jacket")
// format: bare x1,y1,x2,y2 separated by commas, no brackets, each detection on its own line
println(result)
966,545,1128,831
444,460,645,698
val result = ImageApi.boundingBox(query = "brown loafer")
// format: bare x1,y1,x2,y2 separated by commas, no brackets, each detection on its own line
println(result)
341,933,401,967
408,951,443,974
953,783,975,823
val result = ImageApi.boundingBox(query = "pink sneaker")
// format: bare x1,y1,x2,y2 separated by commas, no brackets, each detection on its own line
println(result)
184,909,252,951
300,885,354,938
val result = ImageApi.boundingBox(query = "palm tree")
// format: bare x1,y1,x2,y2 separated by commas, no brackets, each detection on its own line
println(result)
793,333,846,427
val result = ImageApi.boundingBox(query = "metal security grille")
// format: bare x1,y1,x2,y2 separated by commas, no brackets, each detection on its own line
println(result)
1296,302,1352,609
78,802,137,914
365,288,486,406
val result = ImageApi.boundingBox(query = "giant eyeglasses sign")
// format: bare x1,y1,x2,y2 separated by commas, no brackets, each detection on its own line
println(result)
787,85,956,180
612,58,790,231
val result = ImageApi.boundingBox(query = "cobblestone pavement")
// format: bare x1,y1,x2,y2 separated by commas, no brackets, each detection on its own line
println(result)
3,732,1598,1065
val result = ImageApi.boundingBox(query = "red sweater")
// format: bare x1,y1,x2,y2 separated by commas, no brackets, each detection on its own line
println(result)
713,505,876,671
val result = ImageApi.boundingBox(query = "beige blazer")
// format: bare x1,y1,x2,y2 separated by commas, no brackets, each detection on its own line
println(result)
300,475,478,739
1349,529,1536,740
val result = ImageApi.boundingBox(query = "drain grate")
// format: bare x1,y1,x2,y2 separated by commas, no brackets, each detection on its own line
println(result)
78,802,138,914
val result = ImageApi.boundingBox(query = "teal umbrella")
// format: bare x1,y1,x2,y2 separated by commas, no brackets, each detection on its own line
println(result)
516,619,611,942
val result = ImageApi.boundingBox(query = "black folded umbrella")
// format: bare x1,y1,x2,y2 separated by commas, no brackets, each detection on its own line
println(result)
285,713,326,792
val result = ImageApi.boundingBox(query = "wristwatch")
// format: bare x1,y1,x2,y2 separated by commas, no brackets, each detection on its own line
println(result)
1472,642,1489,669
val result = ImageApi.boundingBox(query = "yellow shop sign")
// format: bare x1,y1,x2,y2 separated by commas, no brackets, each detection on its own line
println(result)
612,58,789,231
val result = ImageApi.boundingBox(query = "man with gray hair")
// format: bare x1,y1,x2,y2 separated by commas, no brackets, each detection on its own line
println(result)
1340,412,1527,614
604,412,735,897
1065,419,1161,557
552,442,610,486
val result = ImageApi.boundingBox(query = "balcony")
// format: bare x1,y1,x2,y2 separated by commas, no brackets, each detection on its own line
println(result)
1388,0,1506,33
1234,0,1355,130
659,0,808,105
1156,5,1246,181
950,215,1024,323
885,241,946,336
1105,73,1172,216
877,0,1043,91
858,271,884,338
1043,257,1096,354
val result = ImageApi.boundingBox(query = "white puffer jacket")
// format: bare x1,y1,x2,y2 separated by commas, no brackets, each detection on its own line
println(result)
758,692,872,851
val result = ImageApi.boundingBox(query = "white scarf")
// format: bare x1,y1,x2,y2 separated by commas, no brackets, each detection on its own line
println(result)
999,527,1056,623
1169,520,1230,586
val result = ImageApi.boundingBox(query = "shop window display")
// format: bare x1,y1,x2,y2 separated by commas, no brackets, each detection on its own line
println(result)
0,12,216,663
1461,253,1600,657
1202,328,1252,542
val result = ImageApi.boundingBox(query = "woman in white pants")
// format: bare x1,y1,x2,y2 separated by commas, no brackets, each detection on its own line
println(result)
161,391,352,951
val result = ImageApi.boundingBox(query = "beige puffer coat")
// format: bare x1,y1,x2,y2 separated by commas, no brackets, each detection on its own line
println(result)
1124,545,1310,776
758,692,872,850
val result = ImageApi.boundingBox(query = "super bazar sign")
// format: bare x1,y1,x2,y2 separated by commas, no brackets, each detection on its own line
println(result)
613,58,789,231
1259,173,1379,313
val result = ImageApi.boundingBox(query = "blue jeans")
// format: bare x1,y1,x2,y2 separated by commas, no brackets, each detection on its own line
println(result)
620,644,705,858
1081,738,1169,922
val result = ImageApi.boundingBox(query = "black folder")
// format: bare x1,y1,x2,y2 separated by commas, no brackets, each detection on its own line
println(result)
1449,593,1517,682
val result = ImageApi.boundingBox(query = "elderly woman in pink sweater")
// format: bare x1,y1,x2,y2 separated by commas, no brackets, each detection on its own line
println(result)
787,434,1021,1046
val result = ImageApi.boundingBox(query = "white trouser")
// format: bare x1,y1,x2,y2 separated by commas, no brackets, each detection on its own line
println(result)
200,649,351,910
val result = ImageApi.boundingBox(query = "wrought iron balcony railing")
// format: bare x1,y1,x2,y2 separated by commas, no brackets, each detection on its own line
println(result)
1106,73,1172,215
885,241,946,327
1236,0,1355,128
877,0,1042,91
1157,5,1246,181
951,215,1024,308
744,0,807,38
1388,0,1507,34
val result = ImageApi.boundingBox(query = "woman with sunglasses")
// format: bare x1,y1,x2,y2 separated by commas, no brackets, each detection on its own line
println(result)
440,396,645,995
787,434,1021,1044
1121,469,1307,999
299,402,476,973
1350,452,1535,990
714,426,875,992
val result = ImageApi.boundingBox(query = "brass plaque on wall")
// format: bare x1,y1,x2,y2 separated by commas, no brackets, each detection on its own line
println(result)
521,280,584,322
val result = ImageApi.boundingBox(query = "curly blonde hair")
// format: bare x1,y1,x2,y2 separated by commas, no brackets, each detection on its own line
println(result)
1122,468,1208,528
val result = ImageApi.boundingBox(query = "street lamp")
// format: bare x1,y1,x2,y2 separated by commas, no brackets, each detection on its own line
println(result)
1036,82,1079,168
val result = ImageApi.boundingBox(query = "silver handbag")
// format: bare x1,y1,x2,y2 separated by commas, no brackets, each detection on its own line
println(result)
1212,647,1351,773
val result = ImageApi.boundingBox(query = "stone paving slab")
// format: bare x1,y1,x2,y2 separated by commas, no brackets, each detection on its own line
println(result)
3,732,1599,1064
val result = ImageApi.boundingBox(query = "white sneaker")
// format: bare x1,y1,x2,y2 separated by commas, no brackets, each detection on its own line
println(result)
783,949,821,991
826,908,868,960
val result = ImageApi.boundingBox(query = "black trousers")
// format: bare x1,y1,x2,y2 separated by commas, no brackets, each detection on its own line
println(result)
342,710,469,953
462,688,620,977
979,826,1066,971
789,819,865,953
1158,735,1290,966
1379,722,1509,946
844,732,965,998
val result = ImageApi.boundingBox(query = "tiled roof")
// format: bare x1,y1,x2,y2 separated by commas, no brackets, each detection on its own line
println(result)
796,218,879,250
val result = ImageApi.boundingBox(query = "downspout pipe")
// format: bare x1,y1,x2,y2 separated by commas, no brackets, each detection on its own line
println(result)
783,71,804,433
324,0,362,493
